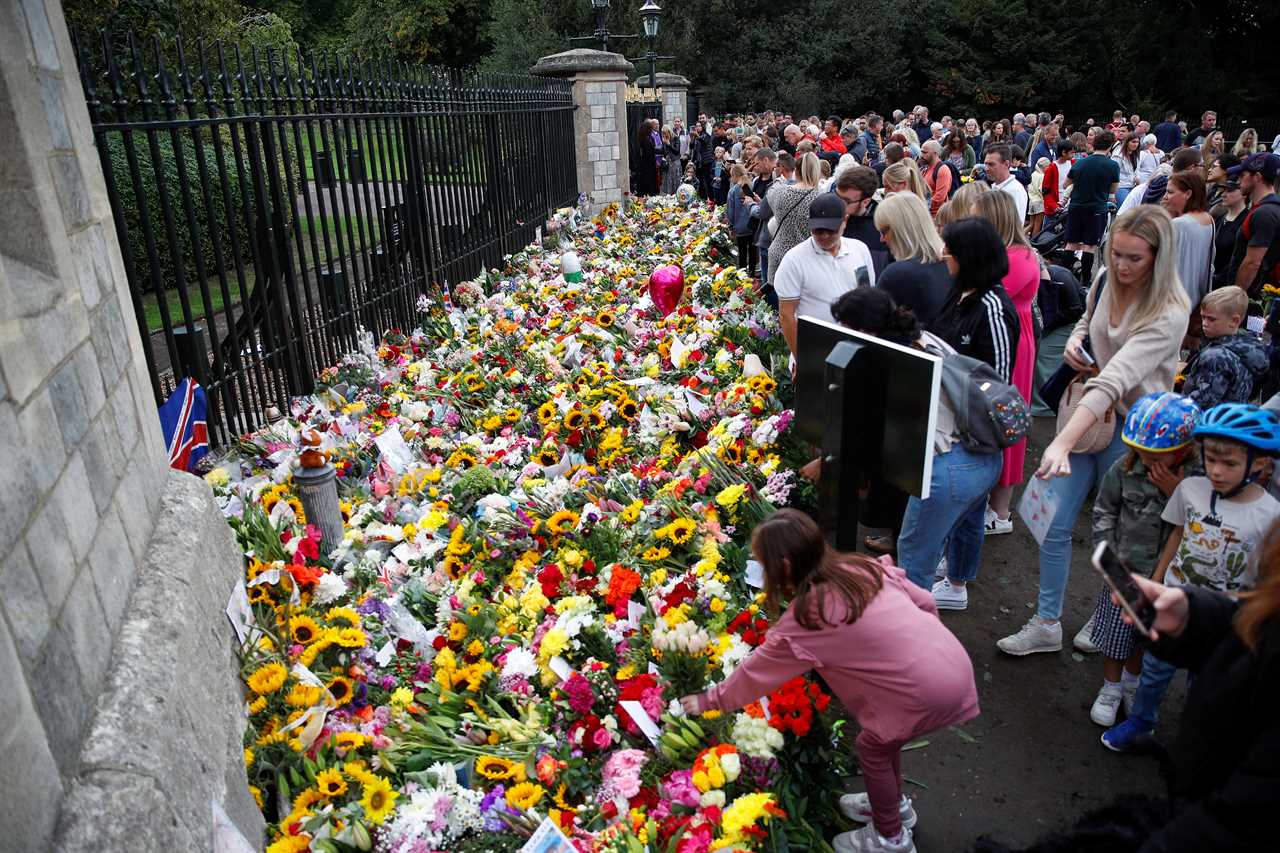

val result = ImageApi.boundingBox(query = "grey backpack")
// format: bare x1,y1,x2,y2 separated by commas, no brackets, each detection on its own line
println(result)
931,349,1031,453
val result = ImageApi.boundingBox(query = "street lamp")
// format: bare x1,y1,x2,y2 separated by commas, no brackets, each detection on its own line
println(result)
630,0,672,93
590,0,612,53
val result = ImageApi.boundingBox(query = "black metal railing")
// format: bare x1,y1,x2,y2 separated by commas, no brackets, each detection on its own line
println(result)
627,100,662,141
71,31,579,446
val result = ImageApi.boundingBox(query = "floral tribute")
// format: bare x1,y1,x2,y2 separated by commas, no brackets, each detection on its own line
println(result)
209,198,852,853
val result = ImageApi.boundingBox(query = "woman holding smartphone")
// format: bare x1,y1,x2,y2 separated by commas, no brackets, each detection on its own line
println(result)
997,206,1191,656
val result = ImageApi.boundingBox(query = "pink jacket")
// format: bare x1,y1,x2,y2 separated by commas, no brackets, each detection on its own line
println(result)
695,557,979,742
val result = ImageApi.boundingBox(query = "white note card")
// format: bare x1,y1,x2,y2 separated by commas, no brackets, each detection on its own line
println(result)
1017,476,1061,547
619,699,661,746
744,559,765,589
548,655,574,682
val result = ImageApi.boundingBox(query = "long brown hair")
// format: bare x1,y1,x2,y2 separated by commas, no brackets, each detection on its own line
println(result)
1236,519,1280,650
751,509,883,630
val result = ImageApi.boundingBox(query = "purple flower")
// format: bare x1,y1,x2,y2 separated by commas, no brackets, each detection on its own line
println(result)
359,597,391,620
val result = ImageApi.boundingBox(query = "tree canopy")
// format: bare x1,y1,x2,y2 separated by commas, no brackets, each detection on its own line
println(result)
63,0,1280,121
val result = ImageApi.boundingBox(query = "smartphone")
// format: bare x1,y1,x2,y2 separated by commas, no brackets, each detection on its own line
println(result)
1091,541,1156,639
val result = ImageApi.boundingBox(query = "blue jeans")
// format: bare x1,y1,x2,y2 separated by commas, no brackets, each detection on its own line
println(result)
1115,186,1133,207
897,445,1003,589
1129,652,1179,730
1037,429,1128,619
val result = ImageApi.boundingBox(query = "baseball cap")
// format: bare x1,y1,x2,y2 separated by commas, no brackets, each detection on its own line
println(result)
1227,152,1280,181
809,194,846,231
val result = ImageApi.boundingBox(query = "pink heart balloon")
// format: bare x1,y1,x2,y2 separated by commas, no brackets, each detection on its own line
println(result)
649,264,685,317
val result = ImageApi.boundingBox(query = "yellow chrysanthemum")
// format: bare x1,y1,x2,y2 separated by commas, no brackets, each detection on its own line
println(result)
246,662,288,695
360,778,398,824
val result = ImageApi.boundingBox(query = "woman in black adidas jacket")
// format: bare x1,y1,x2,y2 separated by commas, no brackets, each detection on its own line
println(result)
929,217,1022,382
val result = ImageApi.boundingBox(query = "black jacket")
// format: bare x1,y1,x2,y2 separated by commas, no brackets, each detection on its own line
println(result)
841,198,892,277
1139,587,1280,853
928,284,1020,381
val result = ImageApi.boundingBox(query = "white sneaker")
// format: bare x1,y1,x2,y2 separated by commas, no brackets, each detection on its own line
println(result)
984,508,1013,536
996,617,1063,655
838,793,918,829
1090,684,1123,727
833,825,917,853
931,577,968,611
1073,616,1100,653
934,556,948,580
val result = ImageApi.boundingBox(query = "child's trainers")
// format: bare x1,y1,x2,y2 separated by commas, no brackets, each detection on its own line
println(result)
931,577,968,611
838,793,918,829
1089,683,1123,727
1072,615,1100,653
833,825,916,853
1101,717,1154,752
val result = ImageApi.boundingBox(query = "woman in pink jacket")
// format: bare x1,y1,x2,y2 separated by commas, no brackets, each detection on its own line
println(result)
680,509,980,853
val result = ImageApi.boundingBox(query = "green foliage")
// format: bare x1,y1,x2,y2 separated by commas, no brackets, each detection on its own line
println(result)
103,132,251,295
343,0,493,67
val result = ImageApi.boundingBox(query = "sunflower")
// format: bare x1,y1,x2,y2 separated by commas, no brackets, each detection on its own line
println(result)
667,517,697,545
463,373,485,392
504,407,521,422
442,554,466,578
447,448,478,469
587,411,605,429
642,546,671,562
247,584,272,605
596,310,615,327
324,607,361,628
505,781,546,811
617,399,639,420
360,778,398,824
335,627,367,648
343,760,378,786
316,767,348,799
482,414,504,432
718,442,744,464
266,835,312,853
327,676,355,706
246,662,288,695
290,616,321,645
619,500,643,524
537,401,559,425
563,410,586,431
546,509,580,535
535,447,561,467
285,682,324,709
475,755,524,781
332,731,366,751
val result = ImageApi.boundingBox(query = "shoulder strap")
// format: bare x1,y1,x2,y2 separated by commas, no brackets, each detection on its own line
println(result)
1088,269,1108,319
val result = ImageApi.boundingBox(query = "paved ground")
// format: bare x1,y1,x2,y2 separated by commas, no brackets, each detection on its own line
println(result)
857,417,1186,851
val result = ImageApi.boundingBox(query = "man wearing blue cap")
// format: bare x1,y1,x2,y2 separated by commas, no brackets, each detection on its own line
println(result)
1227,152,1280,297
773,193,876,357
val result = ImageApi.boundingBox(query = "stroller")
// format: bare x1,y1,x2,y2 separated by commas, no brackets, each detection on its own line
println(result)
1031,208,1069,263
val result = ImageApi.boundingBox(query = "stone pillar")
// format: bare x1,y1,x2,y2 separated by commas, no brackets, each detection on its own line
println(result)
0,1,261,850
653,73,691,129
532,49,635,210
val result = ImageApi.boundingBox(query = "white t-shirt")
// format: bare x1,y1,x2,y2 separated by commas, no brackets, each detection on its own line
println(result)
773,236,876,323
994,175,1029,222
1056,159,1073,196
1161,476,1280,592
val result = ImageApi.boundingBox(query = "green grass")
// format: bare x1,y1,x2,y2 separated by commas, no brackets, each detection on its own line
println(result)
298,120,490,185
140,212,383,332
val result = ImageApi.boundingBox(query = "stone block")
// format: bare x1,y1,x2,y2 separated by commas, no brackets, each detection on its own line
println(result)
589,104,608,119
48,341,107,449
51,451,100,563
57,564,114,700
0,545,52,668
16,387,69,497
0,402,31,546
90,296,131,387
20,0,61,71
37,71,73,151
0,624,64,853
29,622,90,776
87,505,135,637
603,130,618,147
70,224,110,310
25,484,79,613
108,378,141,456
0,253,88,405
600,160,615,176
113,459,160,563
126,366,165,465
59,470,265,850
49,153,93,234
587,131,604,148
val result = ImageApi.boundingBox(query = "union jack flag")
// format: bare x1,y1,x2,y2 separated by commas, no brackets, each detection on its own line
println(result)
158,378,209,472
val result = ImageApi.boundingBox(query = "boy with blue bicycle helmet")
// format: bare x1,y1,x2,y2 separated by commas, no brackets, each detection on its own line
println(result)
1083,392,1201,729
1103,401,1280,752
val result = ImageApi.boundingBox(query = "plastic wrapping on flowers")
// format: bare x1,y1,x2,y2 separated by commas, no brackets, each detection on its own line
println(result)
211,197,851,853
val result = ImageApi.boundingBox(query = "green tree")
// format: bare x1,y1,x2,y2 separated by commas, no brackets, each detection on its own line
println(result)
342,0,493,66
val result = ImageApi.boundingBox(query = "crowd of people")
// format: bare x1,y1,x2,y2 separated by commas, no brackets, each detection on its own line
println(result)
636,104,1280,853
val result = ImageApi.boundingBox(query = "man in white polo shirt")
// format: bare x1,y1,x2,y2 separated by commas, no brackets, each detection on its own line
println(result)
983,142,1028,224
773,193,876,356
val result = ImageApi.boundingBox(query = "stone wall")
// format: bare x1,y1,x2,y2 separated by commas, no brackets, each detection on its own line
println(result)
532,49,634,211
0,0,260,849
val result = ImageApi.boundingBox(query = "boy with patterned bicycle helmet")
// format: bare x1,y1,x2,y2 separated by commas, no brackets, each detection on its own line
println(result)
1103,401,1280,753
1081,393,1201,730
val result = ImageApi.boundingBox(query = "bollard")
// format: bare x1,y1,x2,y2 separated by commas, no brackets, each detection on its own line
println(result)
293,429,344,555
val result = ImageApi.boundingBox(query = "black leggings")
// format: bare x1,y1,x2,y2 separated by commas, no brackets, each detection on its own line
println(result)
736,236,758,276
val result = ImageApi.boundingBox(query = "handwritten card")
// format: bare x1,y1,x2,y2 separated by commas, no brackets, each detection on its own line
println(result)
744,559,765,589
1017,476,1061,546
520,817,576,853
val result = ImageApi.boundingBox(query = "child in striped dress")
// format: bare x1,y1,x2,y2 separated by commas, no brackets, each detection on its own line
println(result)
1085,392,1202,727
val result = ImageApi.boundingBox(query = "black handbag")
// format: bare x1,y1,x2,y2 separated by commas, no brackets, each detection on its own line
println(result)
1037,271,1107,414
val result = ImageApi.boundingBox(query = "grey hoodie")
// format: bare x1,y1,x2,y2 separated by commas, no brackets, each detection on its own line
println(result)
1182,330,1270,410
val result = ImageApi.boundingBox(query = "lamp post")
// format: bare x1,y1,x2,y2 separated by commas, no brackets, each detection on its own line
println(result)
568,0,640,55
629,0,674,96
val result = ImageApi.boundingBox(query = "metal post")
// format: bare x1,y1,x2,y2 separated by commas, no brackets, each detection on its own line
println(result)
294,430,344,555
819,341,867,552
